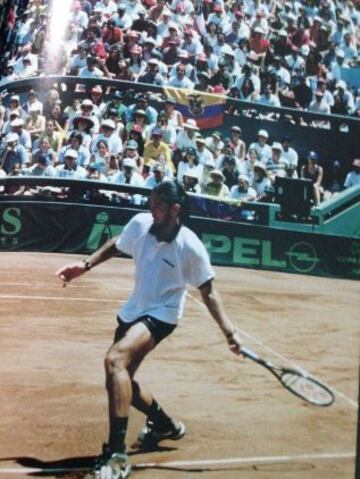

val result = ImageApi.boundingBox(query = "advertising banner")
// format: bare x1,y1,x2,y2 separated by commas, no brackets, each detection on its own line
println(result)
0,203,358,280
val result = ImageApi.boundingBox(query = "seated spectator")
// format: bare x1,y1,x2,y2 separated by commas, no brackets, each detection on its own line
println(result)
110,157,145,187
92,119,123,156
144,162,171,188
205,131,224,159
202,169,230,198
31,137,56,166
176,147,203,183
222,156,239,190
300,150,324,205
175,119,199,151
230,175,257,201
23,152,56,177
55,149,87,178
24,104,46,142
90,139,112,175
0,133,30,174
343,159,360,189
251,161,271,200
281,136,299,170
266,142,289,182
182,170,201,194
229,126,246,161
162,97,183,130
58,131,90,167
143,128,174,173
10,118,32,152
248,129,272,164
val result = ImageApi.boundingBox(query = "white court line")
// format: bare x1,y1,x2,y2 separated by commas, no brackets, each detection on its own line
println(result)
1,283,133,291
187,293,358,410
0,451,355,474
0,294,124,303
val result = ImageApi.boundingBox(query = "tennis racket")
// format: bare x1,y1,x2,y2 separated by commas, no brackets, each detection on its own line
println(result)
241,347,335,407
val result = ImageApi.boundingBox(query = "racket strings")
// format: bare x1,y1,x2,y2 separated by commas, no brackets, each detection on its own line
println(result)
280,372,334,406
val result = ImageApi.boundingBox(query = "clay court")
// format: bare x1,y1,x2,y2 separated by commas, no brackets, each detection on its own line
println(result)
0,252,358,479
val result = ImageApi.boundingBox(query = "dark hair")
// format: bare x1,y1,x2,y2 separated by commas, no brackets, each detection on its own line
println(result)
152,181,189,222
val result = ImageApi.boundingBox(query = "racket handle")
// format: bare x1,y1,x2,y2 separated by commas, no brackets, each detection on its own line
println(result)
241,347,260,361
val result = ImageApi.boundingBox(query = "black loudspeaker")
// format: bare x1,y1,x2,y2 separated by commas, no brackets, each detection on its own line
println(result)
274,177,314,218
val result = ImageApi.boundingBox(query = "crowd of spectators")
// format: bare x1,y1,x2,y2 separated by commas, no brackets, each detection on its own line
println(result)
0,0,359,207
0,0,359,117
0,85,359,205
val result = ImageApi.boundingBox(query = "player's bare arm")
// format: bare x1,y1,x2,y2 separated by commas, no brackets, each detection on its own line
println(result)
199,280,242,355
55,236,120,286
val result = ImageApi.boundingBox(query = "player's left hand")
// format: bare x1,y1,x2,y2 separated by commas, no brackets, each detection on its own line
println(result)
227,330,242,355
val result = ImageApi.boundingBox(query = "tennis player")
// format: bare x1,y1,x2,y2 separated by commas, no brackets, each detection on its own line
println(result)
56,181,242,479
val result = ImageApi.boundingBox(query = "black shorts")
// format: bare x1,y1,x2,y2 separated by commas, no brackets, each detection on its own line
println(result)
114,315,176,345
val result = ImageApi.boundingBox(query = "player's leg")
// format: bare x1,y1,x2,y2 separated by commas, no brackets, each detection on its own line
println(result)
127,317,186,449
105,321,156,453
90,322,155,479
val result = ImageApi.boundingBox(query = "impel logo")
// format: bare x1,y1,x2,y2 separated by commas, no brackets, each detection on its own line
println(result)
86,212,123,251
203,234,321,274
285,242,320,273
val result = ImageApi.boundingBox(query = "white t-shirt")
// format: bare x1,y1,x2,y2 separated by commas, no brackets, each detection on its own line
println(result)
116,213,214,324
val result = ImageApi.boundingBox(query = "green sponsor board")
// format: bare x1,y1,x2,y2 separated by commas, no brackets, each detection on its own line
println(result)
0,203,358,280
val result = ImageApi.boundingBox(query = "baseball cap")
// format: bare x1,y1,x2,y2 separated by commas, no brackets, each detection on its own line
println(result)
123,158,137,169
152,128,163,137
5,132,19,143
308,151,318,160
258,129,269,138
101,119,116,129
64,149,78,159
126,140,138,149
271,142,283,151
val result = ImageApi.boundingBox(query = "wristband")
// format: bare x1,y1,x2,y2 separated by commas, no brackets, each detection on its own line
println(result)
83,259,92,271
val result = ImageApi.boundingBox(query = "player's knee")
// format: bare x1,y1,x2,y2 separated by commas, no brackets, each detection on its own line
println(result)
104,349,129,375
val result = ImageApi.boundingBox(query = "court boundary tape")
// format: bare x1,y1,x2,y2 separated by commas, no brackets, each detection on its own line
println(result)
186,293,358,410
0,451,355,475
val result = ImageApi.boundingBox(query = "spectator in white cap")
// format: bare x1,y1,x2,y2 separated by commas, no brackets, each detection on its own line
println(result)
182,170,202,194
308,89,331,128
92,119,123,156
175,119,199,151
10,118,32,151
248,129,272,164
195,136,214,166
203,168,230,198
0,132,29,174
251,162,271,200
144,162,171,188
330,49,348,82
110,157,144,188
230,174,257,201
332,80,355,115
266,142,289,182
55,148,87,179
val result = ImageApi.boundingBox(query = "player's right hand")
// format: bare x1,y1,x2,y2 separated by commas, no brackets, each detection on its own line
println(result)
55,262,86,287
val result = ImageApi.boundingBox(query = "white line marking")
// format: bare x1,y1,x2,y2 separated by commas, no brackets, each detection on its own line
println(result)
0,294,124,303
1,283,133,291
0,452,355,474
186,293,358,410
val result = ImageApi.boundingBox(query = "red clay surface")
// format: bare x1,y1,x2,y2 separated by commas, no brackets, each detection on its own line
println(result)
0,252,358,479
